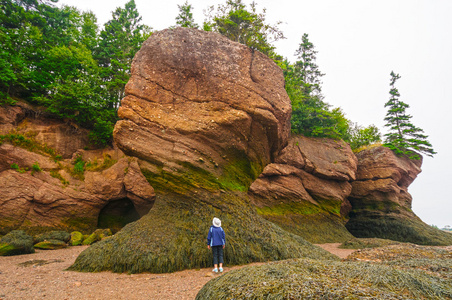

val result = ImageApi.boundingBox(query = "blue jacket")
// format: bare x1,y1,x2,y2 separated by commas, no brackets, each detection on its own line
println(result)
207,226,225,246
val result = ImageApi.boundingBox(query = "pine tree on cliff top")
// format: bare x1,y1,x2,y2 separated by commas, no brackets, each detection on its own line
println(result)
175,1,198,28
383,71,436,159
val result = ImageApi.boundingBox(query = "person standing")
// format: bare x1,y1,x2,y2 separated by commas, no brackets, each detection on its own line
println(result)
207,217,226,273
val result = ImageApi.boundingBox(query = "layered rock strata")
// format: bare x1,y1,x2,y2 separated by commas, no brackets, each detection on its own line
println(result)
114,27,291,192
249,136,357,243
346,146,452,245
0,107,155,234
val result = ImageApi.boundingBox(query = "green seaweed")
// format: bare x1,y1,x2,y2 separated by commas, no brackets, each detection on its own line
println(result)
68,191,337,274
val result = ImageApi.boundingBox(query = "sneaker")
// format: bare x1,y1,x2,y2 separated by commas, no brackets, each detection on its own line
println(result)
219,267,223,273
212,268,218,273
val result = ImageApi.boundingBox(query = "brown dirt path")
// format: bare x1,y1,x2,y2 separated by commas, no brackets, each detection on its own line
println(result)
0,243,352,300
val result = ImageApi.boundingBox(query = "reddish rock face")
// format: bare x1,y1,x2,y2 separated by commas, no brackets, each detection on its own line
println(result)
343,146,447,244
249,136,357,243
349,146,422,209
250,136,357,212
0,144,155,234
114,28,291,191
0,102,92,159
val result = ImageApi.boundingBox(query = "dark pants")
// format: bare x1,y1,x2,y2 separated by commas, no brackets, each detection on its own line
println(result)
212,245,224,265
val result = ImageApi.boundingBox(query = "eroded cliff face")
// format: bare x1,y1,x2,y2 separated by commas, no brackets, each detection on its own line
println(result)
346,146,451,245
0,104,155,234
249,136,357,243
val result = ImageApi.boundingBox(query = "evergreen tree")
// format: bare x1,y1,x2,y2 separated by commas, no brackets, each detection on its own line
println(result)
203,0,284,56
287,34,350,139
95,0,151,109
294,33,324,98
383,71,436,158
175,1,198,28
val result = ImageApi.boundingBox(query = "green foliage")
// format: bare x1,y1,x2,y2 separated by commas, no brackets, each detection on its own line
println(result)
50,170,69,185
0,0,151,147
383,71,436,159
281,35,351,140
203,0,284,56
175,1,198,28
85,154,117,172
10,163,27,173
348,123,382,151
95,0,152,110
0,230,35,256
72,154,85,179
31,161,41,174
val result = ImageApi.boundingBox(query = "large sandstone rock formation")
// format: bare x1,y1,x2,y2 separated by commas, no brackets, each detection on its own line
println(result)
346,146,452,245
249,136,357,243
114,27,291,192
69,28,335,274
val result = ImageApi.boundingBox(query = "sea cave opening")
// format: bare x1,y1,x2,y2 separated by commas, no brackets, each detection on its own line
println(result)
97,198,140,233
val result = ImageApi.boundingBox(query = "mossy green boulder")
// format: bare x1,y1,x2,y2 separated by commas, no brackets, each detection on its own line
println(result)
0,230,34,256
34,239,68,250
70,231,84,246
34,230,71,244
81,228,112,245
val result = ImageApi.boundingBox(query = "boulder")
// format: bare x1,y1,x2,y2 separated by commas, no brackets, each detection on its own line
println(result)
70,231,84,246
34,231,71,244
0,230,34,256
34,239,67,250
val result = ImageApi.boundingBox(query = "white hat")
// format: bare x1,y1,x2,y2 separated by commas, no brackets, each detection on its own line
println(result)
212,217,221,227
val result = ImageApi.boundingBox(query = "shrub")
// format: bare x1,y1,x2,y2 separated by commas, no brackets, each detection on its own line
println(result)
31,161,42,174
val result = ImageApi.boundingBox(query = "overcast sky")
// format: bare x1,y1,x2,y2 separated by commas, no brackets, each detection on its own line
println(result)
57,0,452,228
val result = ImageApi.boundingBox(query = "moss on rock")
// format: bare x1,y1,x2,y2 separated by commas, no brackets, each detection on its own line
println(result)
69,191,337,274
81,229,112,245
346,211,452,246
70,231,84,246
34,231,71,244
0,230,34,256
34,239,67,250
256,201,353,244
